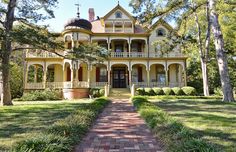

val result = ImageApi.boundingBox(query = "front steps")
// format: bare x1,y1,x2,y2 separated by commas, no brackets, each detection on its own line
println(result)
109,88,131,98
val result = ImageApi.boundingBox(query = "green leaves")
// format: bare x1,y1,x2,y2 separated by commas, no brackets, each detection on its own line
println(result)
67,43,109,63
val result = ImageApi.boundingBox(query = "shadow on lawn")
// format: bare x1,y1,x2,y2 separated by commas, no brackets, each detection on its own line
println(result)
154,99,236,151
0,103,89,139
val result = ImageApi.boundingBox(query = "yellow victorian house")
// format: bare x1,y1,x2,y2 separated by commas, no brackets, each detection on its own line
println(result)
24,4,187,99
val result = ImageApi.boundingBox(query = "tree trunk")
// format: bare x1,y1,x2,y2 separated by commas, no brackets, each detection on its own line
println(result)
1,0,16,105
193,8,210,96
1,44,12,105
209,0,235,102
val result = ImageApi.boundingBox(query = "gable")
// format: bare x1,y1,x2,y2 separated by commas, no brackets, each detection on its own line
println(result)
103,5,135,22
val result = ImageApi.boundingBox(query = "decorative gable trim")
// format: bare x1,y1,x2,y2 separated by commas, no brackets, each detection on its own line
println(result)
148,19,175,34
102,4,135,22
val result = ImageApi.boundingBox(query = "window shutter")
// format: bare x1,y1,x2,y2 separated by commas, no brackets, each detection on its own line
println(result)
96,67,100,82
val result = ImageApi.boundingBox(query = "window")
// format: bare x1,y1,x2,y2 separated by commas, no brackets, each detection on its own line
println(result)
156,66,165,84
156,28,166,37
132,67,138,82
100,68,107,82
115,11,122,18
115,44,123,52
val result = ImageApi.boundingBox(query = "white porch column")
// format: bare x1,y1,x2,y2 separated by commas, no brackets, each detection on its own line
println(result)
108,69,111,86
87,64,92,87
70,66,74,88
165,68,169,87
129,68,132,88
129,39,131,57
43,64,47,89
147,69,150,87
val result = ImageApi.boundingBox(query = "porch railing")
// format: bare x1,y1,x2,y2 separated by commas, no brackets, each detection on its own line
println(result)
90,82,108,88
149,82,166,88
132,82,148,88
169,82,185,87
25,83,44,89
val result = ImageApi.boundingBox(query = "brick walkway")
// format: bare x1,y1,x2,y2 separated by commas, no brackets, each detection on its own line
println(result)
74,98,163,152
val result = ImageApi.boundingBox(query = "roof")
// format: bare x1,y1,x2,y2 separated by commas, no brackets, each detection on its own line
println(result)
102,4,135,22
149,19,174,33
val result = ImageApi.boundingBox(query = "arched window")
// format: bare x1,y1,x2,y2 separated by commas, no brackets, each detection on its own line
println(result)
156,28,166,37
115,11,122,18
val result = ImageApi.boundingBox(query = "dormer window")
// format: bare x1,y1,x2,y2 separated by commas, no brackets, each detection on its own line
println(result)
156,28,166,37
115,11,122,18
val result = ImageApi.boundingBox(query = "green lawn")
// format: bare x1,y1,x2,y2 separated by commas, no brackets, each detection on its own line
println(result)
151,99,236,151
0,99,92,151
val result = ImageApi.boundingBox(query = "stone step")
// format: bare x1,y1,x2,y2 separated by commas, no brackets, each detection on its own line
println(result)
109,88,131,98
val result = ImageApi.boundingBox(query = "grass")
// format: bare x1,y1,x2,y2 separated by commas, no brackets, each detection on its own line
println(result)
151,98,236,152
12,98,110,152
0,99,93,151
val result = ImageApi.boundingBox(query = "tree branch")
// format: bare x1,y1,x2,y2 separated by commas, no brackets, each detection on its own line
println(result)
12,47,65,58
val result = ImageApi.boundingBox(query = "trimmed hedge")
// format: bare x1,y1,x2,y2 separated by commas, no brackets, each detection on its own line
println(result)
17,89,62,101
12,98,110,152
152,87,164,95
89,88,105,98
172,87,184,95
182,87,197,96
162,87,174,95
136,86,197,96
132,97,219,152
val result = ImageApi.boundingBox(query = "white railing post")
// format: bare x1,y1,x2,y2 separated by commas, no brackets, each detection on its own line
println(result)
131,84,136,97
104,84,108,97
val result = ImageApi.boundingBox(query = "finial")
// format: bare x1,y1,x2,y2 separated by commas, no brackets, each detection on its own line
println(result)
75,2,81,18
118,0,119,5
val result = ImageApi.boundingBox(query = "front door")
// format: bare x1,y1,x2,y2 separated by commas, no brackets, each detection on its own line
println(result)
113,68,126,88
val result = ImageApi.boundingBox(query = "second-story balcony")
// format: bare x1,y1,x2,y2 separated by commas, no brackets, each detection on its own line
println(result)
26,50,64,58
110,52,184,58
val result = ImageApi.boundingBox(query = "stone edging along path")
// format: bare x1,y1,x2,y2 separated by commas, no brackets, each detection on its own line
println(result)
74,98,163,152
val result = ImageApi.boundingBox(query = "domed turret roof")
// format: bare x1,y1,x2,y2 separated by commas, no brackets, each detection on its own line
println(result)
64,18,92,31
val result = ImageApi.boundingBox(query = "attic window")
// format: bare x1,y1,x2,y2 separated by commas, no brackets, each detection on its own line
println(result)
156,28,166,36
116,11,122,18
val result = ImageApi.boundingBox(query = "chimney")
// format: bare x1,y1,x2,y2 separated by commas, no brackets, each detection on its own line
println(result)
89,8,95,22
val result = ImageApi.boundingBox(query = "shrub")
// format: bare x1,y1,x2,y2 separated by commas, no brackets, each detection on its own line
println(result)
17,89,61,101
13,98,110,152
132,97,219,152
144,88,155,96
172,87,184,96
162,87,174,95
10,62,23,99
182,86,197,96
152,87,164,95
214,87,223,96
136,88,145,96
89,88,104,98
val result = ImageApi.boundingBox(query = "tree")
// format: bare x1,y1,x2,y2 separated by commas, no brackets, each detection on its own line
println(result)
0,0,61,105
130,0,235,101
209,0,235,101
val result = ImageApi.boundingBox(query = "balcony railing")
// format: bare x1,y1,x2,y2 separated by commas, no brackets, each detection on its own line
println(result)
149,52,184,58
129,52,147,58
110,52,184,58
110,52,129,58
26,51,64,58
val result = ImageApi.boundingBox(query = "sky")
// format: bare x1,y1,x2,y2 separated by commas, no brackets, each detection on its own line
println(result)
42,0,133,32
